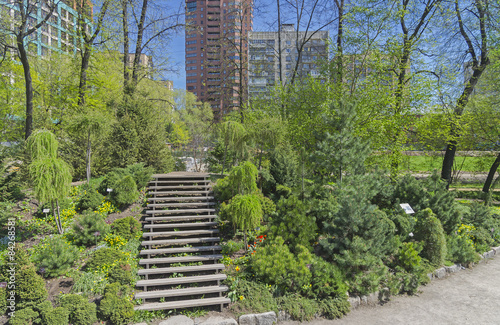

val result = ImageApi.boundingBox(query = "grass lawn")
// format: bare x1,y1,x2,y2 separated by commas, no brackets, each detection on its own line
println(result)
402,155,496,173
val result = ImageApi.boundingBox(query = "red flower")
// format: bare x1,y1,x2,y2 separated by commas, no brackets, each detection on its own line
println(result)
259,235,264,239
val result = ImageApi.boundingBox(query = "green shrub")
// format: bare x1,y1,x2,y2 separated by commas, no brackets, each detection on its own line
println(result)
221,240,244,256
251,236,312,292
111,175,139,206
70,270,109,296
72,211,110,246
0,287,7,315
472,227,495,253
277,294,319,321
124,163,154,189
269,142,299,189
32,236,80,277
99,283,134,325
77,185,104,212
390,242,429,295
0,246,47,310
37,301,69,325
111,216,141,240
397,242,423,273
228,278,278,314
16,264,48,310
0,165,24,202
318,297,350,319
214,161,258,202
108,263,135,286
85,248,125,271
415,208,447,266
308,257,347,299
446,234,480,265
0,202,15,228
269,195,317,252
59,294,97,325
8,307,39,325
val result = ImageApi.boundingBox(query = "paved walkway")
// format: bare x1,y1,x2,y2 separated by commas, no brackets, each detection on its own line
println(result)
281,256,500,325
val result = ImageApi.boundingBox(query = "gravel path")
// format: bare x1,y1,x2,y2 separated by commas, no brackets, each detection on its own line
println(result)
281,256,500,325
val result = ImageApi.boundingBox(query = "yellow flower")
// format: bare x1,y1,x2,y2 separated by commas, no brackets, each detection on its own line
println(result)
235,266,240,272
239,295,245,300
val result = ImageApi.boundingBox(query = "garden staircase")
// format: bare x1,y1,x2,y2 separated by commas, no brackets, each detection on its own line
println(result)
134,172,230,312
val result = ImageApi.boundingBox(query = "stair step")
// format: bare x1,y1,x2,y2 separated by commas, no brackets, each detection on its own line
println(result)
136,273,226,287
142,237,220,247
147,202,215,208
146,208,216,215
149,180,210,184
143,229,219,238
144,222,218,229
139,254,222,266
135,285,228,300
145,215,216,222
138,263,225,276
140,245,221,255
153,173,209,179
148,185,211,190
147,196,214,202
134,297,230,311
148,191,212,196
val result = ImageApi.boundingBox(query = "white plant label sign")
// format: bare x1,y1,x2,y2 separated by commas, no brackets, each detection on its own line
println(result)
400,203,415,214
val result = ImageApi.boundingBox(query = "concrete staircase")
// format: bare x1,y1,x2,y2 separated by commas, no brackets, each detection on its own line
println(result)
134,172,230,311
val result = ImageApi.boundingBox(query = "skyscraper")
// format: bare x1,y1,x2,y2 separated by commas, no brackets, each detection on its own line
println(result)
185,0,253,120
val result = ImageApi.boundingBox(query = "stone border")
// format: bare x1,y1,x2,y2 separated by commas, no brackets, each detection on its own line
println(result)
348,244,500,309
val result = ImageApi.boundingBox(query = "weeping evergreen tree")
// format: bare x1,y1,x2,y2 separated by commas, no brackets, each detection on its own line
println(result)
27,130,71,234
219,120,247,175
225,194,263,248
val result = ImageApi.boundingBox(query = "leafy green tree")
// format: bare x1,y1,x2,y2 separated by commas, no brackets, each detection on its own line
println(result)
414,208,447,266
214,161,259,202
27,129,71,234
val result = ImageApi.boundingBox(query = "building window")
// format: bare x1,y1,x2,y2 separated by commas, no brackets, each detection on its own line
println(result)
186,59,197,64
187,72,197,77
187,1,197,12
186,53,197,58
187,47,196,51
186,40,197,45
187,79,197,83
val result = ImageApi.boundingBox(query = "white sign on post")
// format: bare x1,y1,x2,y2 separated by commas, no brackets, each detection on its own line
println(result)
107,188,113,192
42,208,50,213
400,203,415,214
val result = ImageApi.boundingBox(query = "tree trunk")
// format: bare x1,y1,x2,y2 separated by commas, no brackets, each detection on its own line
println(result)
55,199,63,234
78,47,92,106
131,0,149,89
221,143,228,176
122,0,130,92
51,201,62,234
17,34,33,140
483,152,500,193
86,129,91,184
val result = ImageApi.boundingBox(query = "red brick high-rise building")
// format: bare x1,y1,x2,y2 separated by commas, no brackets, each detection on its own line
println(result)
185,0,253,120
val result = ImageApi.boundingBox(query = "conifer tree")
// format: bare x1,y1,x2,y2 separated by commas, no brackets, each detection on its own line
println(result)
27,130,71,234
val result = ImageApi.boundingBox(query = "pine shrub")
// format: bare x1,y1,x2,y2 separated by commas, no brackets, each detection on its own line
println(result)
16,267,48,309
58,294,97,325
8,307,39,325
111,175,139,206
318,297,350,319
308,257,347,299
107,263,135,286
37,300,69,325
269,195,317,252
77,186,104,212
72,211,110,246
214,161,258,202
251,236,312,291
99,283,134,325
0,287,7,315
85,248,125,271
269,142,299,189
124,163,154,189
446,234,480,265
415,208,447,266
111,216,141,240
32,236,80,277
